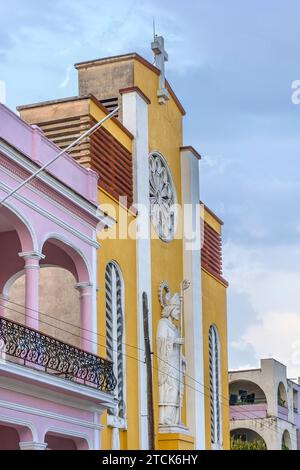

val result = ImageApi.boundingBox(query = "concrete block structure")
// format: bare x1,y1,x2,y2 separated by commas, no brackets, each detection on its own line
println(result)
229,358,300,450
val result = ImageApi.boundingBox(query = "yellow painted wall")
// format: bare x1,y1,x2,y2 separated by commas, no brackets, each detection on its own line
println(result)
133,61,189,448
97,189,140,449
94,58,229,451
201,211,229,450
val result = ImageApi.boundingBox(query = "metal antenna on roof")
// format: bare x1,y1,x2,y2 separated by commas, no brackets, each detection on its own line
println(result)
153,17,156,39
152,18,157,65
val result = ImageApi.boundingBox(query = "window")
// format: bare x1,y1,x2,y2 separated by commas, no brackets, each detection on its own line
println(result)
149,152,177,242
209,324,222,449
105,262,126,420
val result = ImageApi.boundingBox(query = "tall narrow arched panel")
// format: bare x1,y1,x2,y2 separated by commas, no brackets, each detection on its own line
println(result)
209,324,222,449
105,261,126,421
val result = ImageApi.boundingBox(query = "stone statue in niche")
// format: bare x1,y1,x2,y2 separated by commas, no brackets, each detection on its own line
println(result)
157,282,186,427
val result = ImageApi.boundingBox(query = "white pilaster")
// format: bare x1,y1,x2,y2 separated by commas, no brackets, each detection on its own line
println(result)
122,90,152,450
180,148,205,449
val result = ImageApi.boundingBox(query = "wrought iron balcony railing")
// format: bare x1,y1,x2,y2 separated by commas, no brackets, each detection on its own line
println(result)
0,316,116,393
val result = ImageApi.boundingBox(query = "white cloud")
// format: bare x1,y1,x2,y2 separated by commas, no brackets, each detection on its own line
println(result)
230,364,256,371
242,311,300,378
231,340,249,352
59,65,72,88
225,241,300,376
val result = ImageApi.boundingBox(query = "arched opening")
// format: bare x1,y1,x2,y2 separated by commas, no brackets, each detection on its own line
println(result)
0,424,20,450
40,237,92,350
1,229,92,350
7,267,80,347
0,206,35,323
4,233,92,347
282,430,291,450
230,428,267,450
41,237,90,284
229,380,267,406
45,431,89,450
0,421,33,450
278,382,288,408
0,205,35,254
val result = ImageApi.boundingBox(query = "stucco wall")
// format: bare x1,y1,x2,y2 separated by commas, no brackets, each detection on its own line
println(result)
7,267,80,347
202,269,230,450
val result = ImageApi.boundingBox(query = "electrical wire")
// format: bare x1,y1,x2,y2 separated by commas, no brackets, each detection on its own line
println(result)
0,298,297,447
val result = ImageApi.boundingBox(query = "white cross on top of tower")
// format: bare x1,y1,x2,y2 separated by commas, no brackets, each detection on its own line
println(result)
151,35,170,105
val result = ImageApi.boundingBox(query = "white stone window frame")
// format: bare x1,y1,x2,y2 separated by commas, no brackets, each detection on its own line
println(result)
105,261,127,428
209,324,223,450
149,151,178,243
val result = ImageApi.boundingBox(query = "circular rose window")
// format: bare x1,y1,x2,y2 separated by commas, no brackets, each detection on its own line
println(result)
149,152,177,242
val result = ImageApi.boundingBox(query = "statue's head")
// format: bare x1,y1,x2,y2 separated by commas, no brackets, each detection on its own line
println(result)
161,292,180,320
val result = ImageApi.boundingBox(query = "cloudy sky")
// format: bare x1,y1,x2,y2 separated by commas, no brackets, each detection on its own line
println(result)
1,1,300,377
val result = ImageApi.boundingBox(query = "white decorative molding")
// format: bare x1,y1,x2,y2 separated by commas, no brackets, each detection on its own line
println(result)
0,178,99,248
19,441,48,451
0,360,115,410
18,251,45,261
43,425,93,450
107,414,127,430
0,413,38,441
0,374,110,413
0,398,105,432
0,195,39,251
0,140,100,220
74,282,93,291
40,232,93,282
159,425,190,435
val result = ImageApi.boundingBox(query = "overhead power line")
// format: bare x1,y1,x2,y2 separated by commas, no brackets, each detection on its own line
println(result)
0,106,119,207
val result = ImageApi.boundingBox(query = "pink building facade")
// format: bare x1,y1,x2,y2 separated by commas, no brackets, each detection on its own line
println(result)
0,103,116,450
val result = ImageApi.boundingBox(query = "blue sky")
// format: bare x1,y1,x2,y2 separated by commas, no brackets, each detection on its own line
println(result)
2,0,300,376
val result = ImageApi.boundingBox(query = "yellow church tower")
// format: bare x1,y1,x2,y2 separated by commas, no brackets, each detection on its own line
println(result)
18,37,229,450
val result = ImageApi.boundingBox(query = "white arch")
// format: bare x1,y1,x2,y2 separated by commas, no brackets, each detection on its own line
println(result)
40,232,92,283
230,426,268,449
2,200,38,252
229,379,268,405
282,429,292,450
3,269,25,299
278,381,288,407
3,264,78,303
0,414,38,441
43,426,92,450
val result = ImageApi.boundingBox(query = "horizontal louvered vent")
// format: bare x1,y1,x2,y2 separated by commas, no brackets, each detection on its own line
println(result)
33,113,133,207
201,221,223,279
90,118,133,206
100,97,119,117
